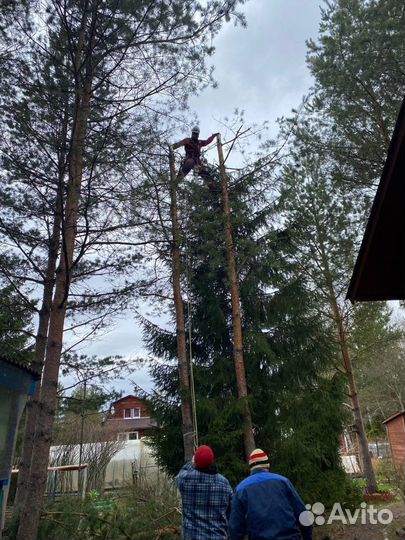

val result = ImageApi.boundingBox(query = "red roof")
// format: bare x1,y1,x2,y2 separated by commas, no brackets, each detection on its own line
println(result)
111,394,145,405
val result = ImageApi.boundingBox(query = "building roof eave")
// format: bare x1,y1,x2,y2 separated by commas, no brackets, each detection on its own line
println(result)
347,95,405,302
382,410,405,425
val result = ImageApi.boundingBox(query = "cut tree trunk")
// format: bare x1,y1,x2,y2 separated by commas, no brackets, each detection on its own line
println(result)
169,149,195,461
216,134,256,458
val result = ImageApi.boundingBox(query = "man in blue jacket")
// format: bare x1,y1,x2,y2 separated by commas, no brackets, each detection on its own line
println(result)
176,445,233,540
229,449,312,540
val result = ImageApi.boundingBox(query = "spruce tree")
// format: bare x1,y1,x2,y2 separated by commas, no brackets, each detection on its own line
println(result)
144,167,353,504
0,285,33,362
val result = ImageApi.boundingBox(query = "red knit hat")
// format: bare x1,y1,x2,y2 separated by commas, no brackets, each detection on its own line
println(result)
194,445,215,469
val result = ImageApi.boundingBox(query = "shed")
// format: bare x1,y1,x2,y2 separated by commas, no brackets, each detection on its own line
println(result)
0,357,40,534
347,95,405,302
383,411,405,472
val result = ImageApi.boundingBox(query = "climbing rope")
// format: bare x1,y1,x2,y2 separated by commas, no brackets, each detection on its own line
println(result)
172,148,199,450
183,186,199,449
171,148,221,451
186,266,199,450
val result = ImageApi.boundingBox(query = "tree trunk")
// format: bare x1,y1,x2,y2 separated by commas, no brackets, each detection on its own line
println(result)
14,199,61,510
332,301,378,493
216,134,256,458
318,237,378,493
16,7,95,539
168,150,195,461
14,132,66,512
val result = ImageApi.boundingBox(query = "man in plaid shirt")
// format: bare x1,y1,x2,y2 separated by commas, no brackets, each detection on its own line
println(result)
176,445,233,540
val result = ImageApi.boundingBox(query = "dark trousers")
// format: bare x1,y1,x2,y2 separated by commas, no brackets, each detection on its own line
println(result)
177,157,212,182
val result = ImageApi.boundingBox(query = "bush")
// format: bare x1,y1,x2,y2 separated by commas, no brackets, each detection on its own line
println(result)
376,458,405,497
292,469,362,510
352,461,403,501
6,477,181,540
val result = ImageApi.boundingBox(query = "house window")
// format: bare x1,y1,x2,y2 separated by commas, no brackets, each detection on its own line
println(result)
117,431,139,441
123,407,140,419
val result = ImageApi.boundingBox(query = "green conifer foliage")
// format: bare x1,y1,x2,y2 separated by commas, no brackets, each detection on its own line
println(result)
305,0,405,190
0,285,32,362
145,171,354,503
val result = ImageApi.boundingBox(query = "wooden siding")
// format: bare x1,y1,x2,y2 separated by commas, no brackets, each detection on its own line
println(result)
385,414,405,471
105,396,155,440
110,396,150,420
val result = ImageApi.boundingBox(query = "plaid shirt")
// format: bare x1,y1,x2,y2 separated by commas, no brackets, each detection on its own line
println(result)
176,462,233,540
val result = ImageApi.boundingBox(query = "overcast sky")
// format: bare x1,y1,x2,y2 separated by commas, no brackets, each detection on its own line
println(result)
190,0,321,136
66,0,323,397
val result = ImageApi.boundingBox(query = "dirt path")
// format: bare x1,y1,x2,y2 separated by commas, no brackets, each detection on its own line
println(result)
314,501,405,540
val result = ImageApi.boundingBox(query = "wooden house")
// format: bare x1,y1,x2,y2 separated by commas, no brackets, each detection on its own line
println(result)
103,395,157,441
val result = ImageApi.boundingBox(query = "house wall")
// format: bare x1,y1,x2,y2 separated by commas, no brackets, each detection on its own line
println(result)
385,414,405,471
105,396,156,441
117,429,147,439
111,397,150,420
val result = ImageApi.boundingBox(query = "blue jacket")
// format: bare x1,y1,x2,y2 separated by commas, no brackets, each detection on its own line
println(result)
229,470,312,540
176,462,233,540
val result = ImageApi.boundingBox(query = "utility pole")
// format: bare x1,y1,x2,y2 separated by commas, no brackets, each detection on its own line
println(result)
168,148,195,461
216,134,256,458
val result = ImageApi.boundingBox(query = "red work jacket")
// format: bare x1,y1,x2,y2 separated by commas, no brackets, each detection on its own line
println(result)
173,134,216,165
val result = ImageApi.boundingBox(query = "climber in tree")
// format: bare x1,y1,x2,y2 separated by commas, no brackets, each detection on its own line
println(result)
170,126,218,184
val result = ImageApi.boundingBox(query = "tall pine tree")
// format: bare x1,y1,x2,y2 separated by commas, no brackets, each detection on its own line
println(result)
0,2,248,538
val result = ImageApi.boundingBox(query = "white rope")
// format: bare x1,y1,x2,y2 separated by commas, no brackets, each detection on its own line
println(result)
174,154,199,449
184,188,199,449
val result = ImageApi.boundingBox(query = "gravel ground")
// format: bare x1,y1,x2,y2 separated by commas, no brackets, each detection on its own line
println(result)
313,501,405,540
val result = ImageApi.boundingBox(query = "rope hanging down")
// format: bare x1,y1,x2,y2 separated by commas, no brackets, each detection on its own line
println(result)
169,140,224,451
168,147,199,453
184,192,199,449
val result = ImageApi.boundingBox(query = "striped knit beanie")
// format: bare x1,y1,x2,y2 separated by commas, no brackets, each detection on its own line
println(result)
249,448,270,471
